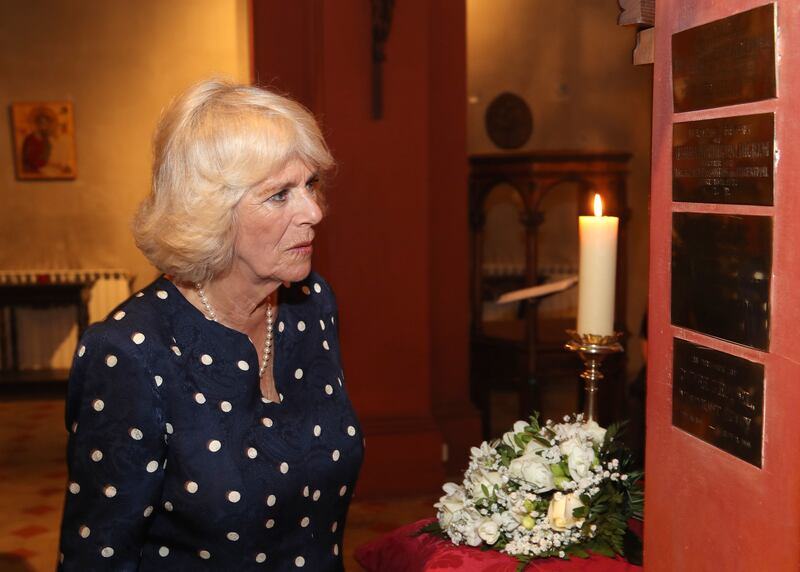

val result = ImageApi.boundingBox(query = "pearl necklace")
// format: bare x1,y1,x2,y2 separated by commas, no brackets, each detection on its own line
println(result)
195,283,274,377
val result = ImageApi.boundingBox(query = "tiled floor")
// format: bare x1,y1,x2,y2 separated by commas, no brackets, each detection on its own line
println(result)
0,398,439,571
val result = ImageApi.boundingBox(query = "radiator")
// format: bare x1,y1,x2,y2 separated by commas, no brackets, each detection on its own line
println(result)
1,270,131,371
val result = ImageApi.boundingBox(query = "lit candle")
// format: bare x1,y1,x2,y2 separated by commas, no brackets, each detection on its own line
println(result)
577,194,618,335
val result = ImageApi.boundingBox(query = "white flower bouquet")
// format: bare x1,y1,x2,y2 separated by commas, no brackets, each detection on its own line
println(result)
421,413,643,570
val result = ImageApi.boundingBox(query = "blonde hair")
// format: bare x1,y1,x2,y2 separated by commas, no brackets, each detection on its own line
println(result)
133,78,334,284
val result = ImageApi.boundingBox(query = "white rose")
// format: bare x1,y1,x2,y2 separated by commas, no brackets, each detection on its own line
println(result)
558,437,582,456
477,518,500,545
546,492,584,531
583,420,607,445
513,420,529,433
567,445,595,480
524,437,547,455
435,483,466,527
508,454,555,492
467,469,503,498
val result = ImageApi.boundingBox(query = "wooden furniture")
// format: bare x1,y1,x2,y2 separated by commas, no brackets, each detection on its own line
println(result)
469,151,631,435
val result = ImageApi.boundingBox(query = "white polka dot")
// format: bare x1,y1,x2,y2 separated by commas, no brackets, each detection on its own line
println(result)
208,439,222,452
162,458,168,469
105,355,117,367
278,321,285,332
198,550,211,559
159,546,170,557
237,360,249,371
331,522,338,532
265,519,275,528
104,485,117,498
92,399,104,412
185,481,198,494
279,462,289,474
256,552,267,563
347,425,356,436
154,375,163,387
90,449,103,462
200,354,213,365
143,506,153,517
300,516,310,527
262,417,273,428
295,556,305,567
302,285,311,295
195,393,206,404
129,427,143,440
322,340,330,350
131,332,145,344
266,494,276,506
331,316,335,324
339,485,348,496
302,485,309,497
226,532,239,541
113,311,126,320
247,447,258,459
164,501,173,511
68,482,80,494
313,425,321,437
333,544,339,556
79,525,90,538
157,290,168,299
165,423,174,434
325,384,333,395
227,490,241,503
297,321,306,332
294,368,303,380
338,376,343,387
135,292,144,298
319,319,326,331
261,396,273,404
71,421,78,433
314,283,322,293
59,553,64,564
332,450,340,461
171,346,181,356
101,547,114,558
313,489,321,501
78,345,86,357
220,400,232,413
146,460,159,473
279,393,284,402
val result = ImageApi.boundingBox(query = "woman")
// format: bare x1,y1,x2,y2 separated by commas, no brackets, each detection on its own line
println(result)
58,79,363,570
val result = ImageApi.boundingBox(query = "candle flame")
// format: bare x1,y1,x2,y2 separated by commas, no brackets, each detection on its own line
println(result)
593,193,603,217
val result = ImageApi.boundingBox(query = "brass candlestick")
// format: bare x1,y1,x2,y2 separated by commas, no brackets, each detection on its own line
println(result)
565,330,624,423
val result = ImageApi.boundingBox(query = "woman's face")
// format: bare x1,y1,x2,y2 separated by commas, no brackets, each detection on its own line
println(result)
232,159,323,286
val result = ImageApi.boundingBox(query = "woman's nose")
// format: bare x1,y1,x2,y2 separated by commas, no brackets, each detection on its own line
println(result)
298,191,323,225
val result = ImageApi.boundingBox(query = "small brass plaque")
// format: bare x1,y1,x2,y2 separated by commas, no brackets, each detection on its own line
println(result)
672,338,764,467
672,213,772,350
673,113,774,205
672,4,776,113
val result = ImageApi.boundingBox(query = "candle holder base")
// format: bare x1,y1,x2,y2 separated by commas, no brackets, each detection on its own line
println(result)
565,330,624,423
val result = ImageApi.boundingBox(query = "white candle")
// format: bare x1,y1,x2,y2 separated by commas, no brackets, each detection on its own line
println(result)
577,194,618,335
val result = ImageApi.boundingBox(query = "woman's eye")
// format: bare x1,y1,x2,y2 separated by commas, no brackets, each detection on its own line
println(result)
305,177,320,192
268,189,290,203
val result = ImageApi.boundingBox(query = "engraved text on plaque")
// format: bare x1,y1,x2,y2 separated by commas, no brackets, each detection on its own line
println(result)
673,113,774,205
673,338,764,467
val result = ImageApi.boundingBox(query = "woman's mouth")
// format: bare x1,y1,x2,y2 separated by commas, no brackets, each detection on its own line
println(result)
288,241,313,256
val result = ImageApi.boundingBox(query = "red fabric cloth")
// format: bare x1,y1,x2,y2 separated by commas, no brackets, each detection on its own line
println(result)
354,519,642,572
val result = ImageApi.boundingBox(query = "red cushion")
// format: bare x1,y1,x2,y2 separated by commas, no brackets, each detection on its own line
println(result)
354,518,642,572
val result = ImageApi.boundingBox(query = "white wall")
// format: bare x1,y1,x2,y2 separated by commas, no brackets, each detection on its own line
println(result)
0,0,250,290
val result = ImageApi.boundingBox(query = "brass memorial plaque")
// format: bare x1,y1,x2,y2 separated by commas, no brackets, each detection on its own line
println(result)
672,213,772,350
673,113,774,205
672,4,776,113
673,338,764,467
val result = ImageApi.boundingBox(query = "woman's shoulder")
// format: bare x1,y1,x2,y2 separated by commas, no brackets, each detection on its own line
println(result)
80,276,177,350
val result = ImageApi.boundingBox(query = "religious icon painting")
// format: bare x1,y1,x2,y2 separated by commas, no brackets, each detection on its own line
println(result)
11,101,77,180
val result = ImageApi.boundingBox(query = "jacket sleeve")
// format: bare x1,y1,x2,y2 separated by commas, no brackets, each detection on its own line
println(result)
58,324,167,571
